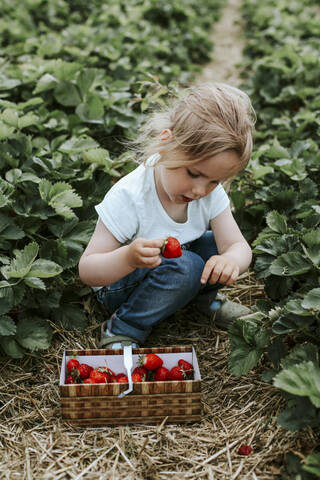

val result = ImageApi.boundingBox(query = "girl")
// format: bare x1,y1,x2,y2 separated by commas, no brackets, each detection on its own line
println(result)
79,83,256,349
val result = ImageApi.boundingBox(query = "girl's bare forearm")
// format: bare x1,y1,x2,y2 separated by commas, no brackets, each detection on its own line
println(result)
220,241,252,274
78,246,135,286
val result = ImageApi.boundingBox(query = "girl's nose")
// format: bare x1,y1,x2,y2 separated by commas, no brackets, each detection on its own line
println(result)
192,182,206,198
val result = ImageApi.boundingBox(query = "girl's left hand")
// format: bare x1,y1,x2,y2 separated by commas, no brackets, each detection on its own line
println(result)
200,254,240,286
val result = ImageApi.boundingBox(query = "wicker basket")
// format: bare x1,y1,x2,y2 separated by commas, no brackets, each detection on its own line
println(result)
59,345,202,426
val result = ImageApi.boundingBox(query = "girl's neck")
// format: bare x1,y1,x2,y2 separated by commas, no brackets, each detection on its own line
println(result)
153,166,188,223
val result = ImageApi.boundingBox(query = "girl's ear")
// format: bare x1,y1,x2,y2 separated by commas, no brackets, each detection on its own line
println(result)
159,129,172,141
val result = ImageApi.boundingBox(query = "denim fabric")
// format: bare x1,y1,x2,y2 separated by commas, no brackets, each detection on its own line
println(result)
96,231,221,344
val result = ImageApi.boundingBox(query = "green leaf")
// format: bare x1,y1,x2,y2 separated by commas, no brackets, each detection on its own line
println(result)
39,180,82,219
303,453,320,476
228,318,270,376
301,288,320,311
3,242,38,279
50,189,83,219
284,299,312,316
76,69,97,96
0,255,10,265
270,252,311,276
264,276,294,301
39,239,71,269
0,121,15,140
0,315,16,336
54,61,82,82
229,346,263,377
261,370,277,383
0,213,24,240
63,221,94,244
5,168,22,183
39,179,52,201
266,211,287,234
268,337,288,369
33,290,62,311
230,191,245,210
5,169,39,185
82,148,111,166
33,73,58,94
58,136,99,154
54,81,82,106
2,108,19,127
0,337,24,358
254,235,292,258
302,229,320,265
24,277,46,290
276,157,307,182
48,181,73,201
0,75,20,91
281,344,319,369
272,313,314,335
252,165,274,180
53,304,87,331
277,397,317,431
0,281,14,315
19,172,41,184
76,94,104,121
15,317,52,352
264,138,290,159
18,113,39,130
19,97,44,110
273,361,320,408
254,254,274,278
26,259,63,278
0,178,15,207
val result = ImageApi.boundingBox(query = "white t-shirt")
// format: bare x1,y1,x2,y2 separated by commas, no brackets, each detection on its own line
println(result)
95,154,229,245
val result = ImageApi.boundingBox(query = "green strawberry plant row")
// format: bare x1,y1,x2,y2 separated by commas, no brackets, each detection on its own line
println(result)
0,0,225,358
228,0,320,476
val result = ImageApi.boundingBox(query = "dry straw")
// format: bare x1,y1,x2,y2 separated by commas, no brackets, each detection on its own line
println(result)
0,272,318,479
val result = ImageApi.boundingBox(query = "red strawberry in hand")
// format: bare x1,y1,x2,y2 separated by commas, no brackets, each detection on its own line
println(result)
139,353,163,371
161,237,182,258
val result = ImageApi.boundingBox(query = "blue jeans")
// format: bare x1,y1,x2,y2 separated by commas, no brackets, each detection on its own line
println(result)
96,231,220,344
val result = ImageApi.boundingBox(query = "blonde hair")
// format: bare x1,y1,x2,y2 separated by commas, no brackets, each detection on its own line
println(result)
133,83,256,171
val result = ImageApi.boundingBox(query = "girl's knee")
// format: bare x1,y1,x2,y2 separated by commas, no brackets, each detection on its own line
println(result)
177,250,204,277
160,250,204,289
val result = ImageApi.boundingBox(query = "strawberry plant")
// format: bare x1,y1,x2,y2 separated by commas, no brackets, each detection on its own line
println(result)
228,0,320,472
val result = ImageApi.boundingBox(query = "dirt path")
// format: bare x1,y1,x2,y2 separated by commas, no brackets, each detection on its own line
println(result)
196,0,245,86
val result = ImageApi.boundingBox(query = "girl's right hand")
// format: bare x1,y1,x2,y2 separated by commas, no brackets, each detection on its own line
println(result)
126,238,164,269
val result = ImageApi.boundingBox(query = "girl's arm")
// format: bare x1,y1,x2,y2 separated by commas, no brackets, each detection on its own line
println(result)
78,220,163,287
201,206,252,286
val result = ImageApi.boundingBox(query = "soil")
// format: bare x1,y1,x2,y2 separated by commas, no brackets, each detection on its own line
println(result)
196,0,246,86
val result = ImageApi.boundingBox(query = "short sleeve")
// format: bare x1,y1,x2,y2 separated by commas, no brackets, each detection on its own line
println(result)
95,188,138,244
209,184,230,219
